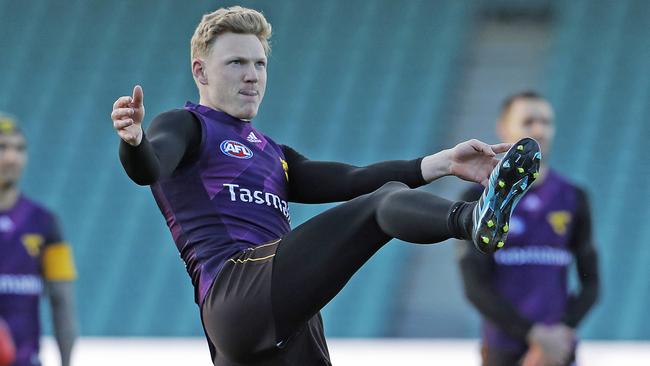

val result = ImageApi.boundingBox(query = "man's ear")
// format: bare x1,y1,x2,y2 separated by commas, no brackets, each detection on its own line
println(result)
192,59,208,85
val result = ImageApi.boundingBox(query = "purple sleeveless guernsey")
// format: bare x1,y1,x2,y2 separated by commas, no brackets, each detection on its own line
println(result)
0,195,61,366
482,170,579,352
150,102,291,304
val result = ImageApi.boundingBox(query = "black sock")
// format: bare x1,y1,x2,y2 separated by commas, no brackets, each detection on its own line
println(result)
447,201,475,240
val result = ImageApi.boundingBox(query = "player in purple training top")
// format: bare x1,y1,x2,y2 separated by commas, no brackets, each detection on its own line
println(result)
110,7,540,365
0,114,78,366
458,92,600,366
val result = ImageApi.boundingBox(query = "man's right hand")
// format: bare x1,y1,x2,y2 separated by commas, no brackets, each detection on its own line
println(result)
111,85,145,146
527,323,574,366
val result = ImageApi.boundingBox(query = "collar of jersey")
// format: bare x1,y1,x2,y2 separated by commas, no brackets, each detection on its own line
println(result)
184,101,251,127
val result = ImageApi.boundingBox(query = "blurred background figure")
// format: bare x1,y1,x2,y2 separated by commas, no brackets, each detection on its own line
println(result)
0,114,77,366
457,92,599,366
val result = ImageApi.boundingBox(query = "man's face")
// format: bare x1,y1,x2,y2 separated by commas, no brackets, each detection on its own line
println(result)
201,32,267,120
0,133,27,188
498,98,555,157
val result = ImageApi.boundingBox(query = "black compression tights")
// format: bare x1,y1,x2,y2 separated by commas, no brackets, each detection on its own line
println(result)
271,181,473,341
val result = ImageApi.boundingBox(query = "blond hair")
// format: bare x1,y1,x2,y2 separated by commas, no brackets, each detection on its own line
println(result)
190,6,272,60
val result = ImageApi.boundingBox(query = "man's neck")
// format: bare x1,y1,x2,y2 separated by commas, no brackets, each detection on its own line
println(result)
0,186,20,212
198,97,219,112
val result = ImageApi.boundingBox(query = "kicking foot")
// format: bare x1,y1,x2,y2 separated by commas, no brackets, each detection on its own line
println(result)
472,138,541,254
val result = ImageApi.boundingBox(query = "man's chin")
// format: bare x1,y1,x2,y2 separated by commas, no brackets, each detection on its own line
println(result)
231,108,259,121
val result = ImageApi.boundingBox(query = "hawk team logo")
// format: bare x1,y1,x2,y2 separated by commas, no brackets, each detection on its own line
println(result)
547,211,572,236
220,140,253,159
21,234,44,257
280,158,289,181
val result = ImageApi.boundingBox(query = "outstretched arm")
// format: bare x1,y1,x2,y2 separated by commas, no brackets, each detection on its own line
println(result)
112,85,201,185
283,145,424,203
284,139,510,204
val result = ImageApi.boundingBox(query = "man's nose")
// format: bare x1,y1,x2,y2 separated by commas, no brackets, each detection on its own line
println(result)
243,64,258,83
530,122,547,140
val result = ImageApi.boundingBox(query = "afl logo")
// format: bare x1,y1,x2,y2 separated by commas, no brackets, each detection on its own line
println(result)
220,140,253,159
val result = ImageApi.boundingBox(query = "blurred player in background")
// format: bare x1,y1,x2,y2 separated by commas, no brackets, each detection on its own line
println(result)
0,114,78,366
458,92,600,366
110,7,540,366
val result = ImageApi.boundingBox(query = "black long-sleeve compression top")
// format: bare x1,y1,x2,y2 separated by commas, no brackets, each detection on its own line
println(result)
119,109,427,204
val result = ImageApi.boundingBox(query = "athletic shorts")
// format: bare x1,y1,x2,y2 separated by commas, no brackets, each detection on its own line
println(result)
201,240,331,366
